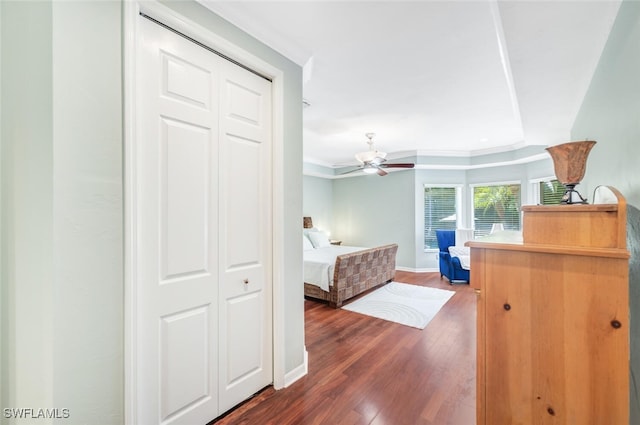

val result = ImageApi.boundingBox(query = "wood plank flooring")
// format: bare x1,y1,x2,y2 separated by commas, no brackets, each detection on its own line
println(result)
211,271,477,425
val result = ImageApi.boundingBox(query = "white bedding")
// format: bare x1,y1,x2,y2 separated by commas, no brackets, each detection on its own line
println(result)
448,245,471,270
303,245,368,291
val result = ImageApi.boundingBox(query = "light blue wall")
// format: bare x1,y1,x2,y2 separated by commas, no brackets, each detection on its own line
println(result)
526,157,557,186
2,1,125,421
303,175,333,233
1,0,56,415
572,1,640,206
571,1,640,421
51,2,123,421
333,171,416,268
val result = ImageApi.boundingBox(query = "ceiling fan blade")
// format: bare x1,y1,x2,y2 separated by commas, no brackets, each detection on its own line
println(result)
377,168,388,176
380,163,415,169
340,167,364,175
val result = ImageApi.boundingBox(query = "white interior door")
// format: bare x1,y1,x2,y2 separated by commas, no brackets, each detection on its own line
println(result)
135,15,272,424
218,58,273,413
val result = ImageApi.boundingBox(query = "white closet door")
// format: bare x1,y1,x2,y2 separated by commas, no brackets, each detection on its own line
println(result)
135,16,272,424
218,58,273,413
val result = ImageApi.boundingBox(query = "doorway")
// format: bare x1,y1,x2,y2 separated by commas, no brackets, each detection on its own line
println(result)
125,4,281,424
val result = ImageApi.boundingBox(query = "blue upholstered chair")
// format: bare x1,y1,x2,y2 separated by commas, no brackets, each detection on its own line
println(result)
436,230,470,283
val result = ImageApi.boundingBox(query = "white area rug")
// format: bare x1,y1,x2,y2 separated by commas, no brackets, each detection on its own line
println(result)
342,282,455,329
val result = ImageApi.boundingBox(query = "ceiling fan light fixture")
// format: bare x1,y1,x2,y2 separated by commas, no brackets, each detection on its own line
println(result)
355,133,386,163
355,151,378,163
343,132,415,177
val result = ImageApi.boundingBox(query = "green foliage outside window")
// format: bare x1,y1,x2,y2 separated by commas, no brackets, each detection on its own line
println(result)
540,179,565,205
473,184,521,237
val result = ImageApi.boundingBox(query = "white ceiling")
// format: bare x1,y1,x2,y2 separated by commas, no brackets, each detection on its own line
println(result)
200,0,621,167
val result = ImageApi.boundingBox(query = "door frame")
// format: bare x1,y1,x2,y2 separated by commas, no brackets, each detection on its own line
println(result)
122,2,286,423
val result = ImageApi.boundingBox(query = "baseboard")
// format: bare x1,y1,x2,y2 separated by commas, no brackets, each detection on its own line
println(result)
283,348,308,388
396,266,439,273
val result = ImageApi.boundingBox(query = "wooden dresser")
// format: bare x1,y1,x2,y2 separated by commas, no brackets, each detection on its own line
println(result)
468,187,630,425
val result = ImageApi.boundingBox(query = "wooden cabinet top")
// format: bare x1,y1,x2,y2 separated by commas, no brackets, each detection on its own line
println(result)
467,186,629,257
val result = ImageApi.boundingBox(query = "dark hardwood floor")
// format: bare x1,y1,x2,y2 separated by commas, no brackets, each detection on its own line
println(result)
212,271,476,425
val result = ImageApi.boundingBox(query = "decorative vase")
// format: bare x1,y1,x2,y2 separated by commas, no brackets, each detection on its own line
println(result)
545,140,596,204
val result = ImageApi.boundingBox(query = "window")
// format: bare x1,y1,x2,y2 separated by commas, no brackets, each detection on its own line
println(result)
472,183,521,237
539,179,565,205
424,186,460,249
529,177,565,205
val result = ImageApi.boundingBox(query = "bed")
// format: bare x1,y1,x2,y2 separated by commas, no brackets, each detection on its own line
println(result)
302,227,398,308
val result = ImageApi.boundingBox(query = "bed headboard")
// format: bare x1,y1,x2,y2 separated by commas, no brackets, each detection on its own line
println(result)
303,217,313,228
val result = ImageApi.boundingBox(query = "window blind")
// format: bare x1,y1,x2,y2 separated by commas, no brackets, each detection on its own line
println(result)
424,187,458,249
540,179,565,205
473,184,521,237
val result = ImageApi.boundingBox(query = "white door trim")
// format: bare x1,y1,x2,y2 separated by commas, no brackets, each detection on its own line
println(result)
123,2,286,423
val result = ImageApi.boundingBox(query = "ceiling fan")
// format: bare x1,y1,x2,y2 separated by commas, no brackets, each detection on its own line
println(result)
344,133,415,176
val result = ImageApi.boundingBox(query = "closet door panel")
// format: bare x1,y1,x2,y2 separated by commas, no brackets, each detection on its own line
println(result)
136,14,274,424
218,60,273,413
136,17,220,425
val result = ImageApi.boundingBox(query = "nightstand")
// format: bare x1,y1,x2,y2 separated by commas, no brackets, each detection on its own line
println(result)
330,240,342,246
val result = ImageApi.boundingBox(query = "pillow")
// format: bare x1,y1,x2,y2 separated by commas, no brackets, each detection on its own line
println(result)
308,231,330,248
303,227,319,236
303,234,314,251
